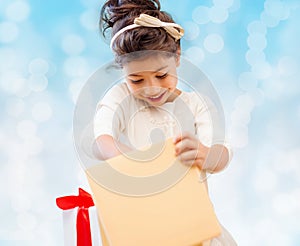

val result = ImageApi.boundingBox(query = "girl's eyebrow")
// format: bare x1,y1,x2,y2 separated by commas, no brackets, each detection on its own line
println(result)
128,65,168,76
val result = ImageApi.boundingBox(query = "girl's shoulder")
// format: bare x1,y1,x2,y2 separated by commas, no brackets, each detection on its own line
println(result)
179,90,207,108
104,82,130,97
100,82,132,104
179,90,218,115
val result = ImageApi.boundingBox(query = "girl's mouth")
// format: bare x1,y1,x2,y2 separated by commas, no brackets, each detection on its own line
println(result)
146,91,166,102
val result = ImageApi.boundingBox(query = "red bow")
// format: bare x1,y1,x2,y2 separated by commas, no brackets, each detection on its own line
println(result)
56,188,95,246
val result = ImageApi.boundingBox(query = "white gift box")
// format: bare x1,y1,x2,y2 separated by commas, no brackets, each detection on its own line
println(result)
56,188,102,246
61,206,101,246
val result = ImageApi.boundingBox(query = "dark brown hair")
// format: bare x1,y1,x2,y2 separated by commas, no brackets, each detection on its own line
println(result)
100,0,181,63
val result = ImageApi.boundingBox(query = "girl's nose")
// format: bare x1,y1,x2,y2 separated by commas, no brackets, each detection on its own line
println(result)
146,77,162,87
143,86,161,96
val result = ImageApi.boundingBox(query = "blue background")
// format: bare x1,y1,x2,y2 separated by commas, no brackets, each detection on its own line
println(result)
1,0,299,245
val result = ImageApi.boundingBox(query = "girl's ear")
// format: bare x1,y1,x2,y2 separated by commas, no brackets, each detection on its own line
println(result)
175,48,181,67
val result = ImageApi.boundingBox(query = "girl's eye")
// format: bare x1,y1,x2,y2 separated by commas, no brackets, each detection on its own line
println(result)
156,73,168,79
130,79,143,84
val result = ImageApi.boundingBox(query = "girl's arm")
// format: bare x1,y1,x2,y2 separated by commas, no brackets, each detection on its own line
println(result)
93,134,132,160
173,132,230,173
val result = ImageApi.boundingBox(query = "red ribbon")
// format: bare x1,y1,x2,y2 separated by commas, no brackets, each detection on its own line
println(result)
56,188,95,246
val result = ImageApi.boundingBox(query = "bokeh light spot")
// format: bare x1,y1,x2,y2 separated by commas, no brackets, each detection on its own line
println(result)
29,74,48,92
0,21,19,43
247,20,267,35
192,6,210,25
228,0,240,12
32,102,53,122
234,94,255,112
29,58,49,75
63,56,89,77
247,33,267,51
182,21,200,41
80,9,98,31
5,0,31,22
260,11,280,28
0,72,26,95
204,34,224,53
264,0,290,21
62,34,86,55
5,98,25,118
245,49,266,66
16,120,37,139
251,61,272,79
183,46,205,65
209,6,229,23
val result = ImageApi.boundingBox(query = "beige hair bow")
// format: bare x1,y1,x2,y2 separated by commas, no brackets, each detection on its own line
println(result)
110,13,184,49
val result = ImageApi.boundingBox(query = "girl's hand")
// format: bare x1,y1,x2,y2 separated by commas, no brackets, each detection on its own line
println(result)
173,132,209,170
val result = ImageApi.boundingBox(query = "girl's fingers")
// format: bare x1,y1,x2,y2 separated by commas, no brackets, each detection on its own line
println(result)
180,159,196,167
174,138,199,155
176,149,206,168
173,131,194,144
177,149,199,162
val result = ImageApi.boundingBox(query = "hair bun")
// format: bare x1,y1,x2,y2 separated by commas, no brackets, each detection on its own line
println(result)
100,0,161,38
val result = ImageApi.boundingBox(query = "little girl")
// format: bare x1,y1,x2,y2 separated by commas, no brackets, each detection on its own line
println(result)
93,0,237,245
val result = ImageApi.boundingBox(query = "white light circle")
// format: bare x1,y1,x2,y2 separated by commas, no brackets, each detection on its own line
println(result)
247,33,267,51
247,88,264,106
229,124,248,148
264,0,290,21
16,120,37,139
29,74,48,92
231,109,251,125
5,0,31,22
29,58,49,75
192,6,210,24
69,78,84,104
0,72,26,95
183,46,205,65
24,136,44,156
182,21,200,41
0,21,19,43
245,49,266,66
247,20,267,35
32,102,53,122
5,98,25,117
204,34,224,53
228,0,240,12
209,6,229,23
260,11,279,28
80,9,98,31
234,94,255,112
251,61,272,79
63,56,89,77
62,34,86,55
0,47,17,72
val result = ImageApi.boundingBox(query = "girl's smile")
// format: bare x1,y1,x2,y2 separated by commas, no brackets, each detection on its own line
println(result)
146,90,166,102
123,55,181,106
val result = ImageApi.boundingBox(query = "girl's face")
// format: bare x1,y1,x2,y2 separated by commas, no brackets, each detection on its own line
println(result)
123,55,181,107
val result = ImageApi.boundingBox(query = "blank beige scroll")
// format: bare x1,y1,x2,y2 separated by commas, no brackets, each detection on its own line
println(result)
86,139,221,245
